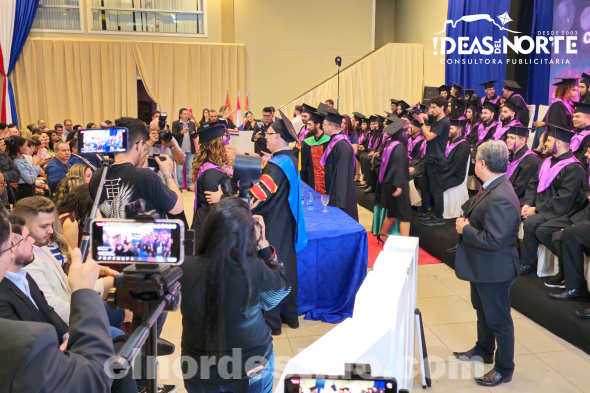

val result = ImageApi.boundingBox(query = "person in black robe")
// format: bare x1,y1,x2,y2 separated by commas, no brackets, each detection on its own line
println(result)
355,117,371,184
571,102,590,162
191,124,234,232
359,116,383,193
322,110,359,221
479,80,500,106
519,126,587,275
251,111,305,335
396,101,410,117
408,120,426,181
533,78,579,132
580,73,590,104
493,101,524,142
376,118,412,240
442,120,471,190
477,102,501,147
438,85,451,100
448,96,466,120
300,112,329,193
502,79,530,127
505,126,542,206
450,83,464,100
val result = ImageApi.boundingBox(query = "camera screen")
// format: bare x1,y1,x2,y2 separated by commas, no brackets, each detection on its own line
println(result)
79,128,129,154
91,219,183,264
285,377,396,393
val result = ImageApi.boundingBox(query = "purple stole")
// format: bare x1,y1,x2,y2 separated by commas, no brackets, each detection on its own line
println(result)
545,99,574,122
445,139,468,158
407,135,425,160
478,121,498,145
378,141,401,183
465,122,481,137
570,129,590,152
506,149,535,179
481,96,499,105
298,128,310,142
458,115,466,120
358,131,367,144
369,131,382,150
193,163,232,210
537,156,580,192
492,119,521,141
320,133,354,169
419,140,427,157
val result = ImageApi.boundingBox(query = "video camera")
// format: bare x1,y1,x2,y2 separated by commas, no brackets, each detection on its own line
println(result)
406,104,423,117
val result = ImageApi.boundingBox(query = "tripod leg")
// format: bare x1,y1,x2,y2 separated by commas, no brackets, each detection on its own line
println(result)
146,321,158,393
415,309,431,388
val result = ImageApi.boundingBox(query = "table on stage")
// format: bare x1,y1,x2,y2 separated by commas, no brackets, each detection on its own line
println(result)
298,182,368,323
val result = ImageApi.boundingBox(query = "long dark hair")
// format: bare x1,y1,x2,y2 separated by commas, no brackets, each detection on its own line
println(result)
199,108,210,125
57,184,93,228
48,130,60,151
196,197,259,355
342,115,356,136
6,136,27,159
466,106,482,126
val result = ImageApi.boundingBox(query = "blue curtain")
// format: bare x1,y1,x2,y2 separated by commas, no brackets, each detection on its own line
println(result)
526,0,553,106
445,0,511,98
7,0,39,127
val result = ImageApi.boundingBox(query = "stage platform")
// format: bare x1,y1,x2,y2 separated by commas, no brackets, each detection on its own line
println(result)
356,184,590,354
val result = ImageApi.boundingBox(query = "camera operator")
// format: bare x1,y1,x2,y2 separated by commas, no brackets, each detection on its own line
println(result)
172,108,198,190
251,107,273,156
0,209,119,393
180,197,290,393
138,119,186,175
89,117,184,220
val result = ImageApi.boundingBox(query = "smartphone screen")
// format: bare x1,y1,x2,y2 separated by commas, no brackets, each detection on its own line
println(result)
285,377,396,393
91,219,184,265
79,128,129,154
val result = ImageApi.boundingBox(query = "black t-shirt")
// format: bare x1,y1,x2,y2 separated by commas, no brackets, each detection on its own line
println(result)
89,163,178,219
426,116,450,165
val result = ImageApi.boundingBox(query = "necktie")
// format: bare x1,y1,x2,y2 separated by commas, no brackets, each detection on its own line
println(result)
474,187,483,203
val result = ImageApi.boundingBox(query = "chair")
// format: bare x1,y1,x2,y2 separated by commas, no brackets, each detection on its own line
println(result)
443,158,470,219
409,179,422,207
527,105,536,129
537,105,549,123
537,245,558,277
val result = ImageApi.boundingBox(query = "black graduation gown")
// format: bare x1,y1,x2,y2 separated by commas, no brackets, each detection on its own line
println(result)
191,165,233,233
361,131,383,188
508,146,542,205
508,93,530,126
573,125,590,162
408,138,426,181
546,101,574,129
300,135,329,193
251,150,299,304
521,151,587,220
356,130,371,162
381,141,412,222
465,123,480,147
480,120,498,145
324,134,359,221
442,139,471,190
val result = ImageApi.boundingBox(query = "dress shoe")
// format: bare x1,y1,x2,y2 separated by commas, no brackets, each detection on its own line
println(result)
549,288,590,301
453,347,493,364
281,315,300,329
474,369,512,387
157,338,176,356
446,243,458,253
575,308,590,319
424,217,445,226
363,186,374,193
271,328,282,336
415,212,431,221
519,264,536,275
544,273,565,288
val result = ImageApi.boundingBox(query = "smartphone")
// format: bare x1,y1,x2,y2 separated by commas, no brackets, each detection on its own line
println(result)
189,108,193,114
78,128,129,154
284,376,397,393
91,219,184,265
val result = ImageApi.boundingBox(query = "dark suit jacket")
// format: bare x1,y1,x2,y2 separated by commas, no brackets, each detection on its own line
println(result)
0,289,113,392
0,274,69,341
455,175,521,283
172,120,198,154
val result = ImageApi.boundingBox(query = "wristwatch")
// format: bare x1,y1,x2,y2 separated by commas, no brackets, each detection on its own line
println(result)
164,173,173,180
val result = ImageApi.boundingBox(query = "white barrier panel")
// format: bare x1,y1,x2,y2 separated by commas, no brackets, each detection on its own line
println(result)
228,130,256,154
275,236,420,393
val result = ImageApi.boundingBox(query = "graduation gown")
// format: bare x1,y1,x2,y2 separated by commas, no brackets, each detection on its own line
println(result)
361,130,383,188
507,92,530,126
192,164,233,233
251,150,300,308
545,100,574,129
356,130,371,162
573,125,590,162
324,133,359,221
300,133,330,194
507,146,542,205
521,151,587,221
409,137,426,180
442,139,471,190
380,141,412,222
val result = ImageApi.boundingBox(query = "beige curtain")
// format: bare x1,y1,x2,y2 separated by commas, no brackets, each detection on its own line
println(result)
12,38,137,128
133,42,246,123
281,43,424,118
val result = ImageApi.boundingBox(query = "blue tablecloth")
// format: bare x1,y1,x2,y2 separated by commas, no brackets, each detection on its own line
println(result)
297,183,368,323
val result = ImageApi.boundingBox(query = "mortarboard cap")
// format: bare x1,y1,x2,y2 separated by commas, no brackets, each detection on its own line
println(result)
547,124,575,143
503,100,522,113
452,83,464,93
352,112,365,120
317,103,330,115
198,123,227,144
582,72,590,84
483,101,500,113
384,118,406,136
386,113,398,122
270,110,298,143
397,100,410,110
449,119,466,127
438,85,451,94
411,119,422,128
361,117,370,124
325,110,344,125
375,114,386,124
502,79,521,91
467,101,481,113
308,112,325,124
464,89,475,96
552,77,579,87
481,80,497,89
507,126,531,138
302,104,317,114
574,102,590,115
368,115,377,123
390,98,400,104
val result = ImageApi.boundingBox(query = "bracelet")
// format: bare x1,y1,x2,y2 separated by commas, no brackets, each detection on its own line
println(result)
257,241,269,250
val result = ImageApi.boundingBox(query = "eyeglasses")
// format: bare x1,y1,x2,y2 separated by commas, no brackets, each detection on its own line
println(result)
0,234,24,255
265,132,278,136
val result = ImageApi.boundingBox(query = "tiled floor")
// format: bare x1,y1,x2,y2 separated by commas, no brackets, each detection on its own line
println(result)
158,196,590,392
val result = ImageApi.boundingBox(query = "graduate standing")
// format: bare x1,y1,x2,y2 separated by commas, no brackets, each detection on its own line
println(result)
300,112,329,193
408,120,426,181
321,111,359,221
442,120,471,191
502,80,530,127
250,111,307,335
570,102,590,162
298,104,317,141
505,126,542,205
377,118,412,239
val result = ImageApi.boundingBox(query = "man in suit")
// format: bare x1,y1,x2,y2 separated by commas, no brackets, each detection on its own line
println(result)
0,209,115,393
453,140,521,387
171,107,198,190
